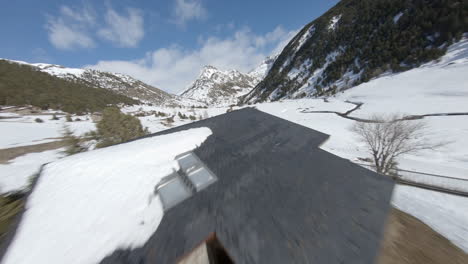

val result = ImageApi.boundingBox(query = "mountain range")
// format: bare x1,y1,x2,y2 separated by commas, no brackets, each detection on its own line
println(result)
8,60,174,105
1,0,465,110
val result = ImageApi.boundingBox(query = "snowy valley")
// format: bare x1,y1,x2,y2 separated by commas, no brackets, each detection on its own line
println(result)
0,0,467,263
1,38,468,260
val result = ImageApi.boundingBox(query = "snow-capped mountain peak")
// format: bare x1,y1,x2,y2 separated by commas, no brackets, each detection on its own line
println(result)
199,65,219,79
248,55,278,80
180,56,276,106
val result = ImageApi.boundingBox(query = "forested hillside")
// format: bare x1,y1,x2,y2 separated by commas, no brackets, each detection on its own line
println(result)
243,0,467,103
0,60,139,113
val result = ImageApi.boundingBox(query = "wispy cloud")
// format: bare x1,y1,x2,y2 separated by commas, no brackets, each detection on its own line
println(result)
173,0,207,26
45,5,144,50
88,26,297,94
98,8,144,48
45,5,96,50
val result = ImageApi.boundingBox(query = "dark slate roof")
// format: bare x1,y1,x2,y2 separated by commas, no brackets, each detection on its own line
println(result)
100,107,395,264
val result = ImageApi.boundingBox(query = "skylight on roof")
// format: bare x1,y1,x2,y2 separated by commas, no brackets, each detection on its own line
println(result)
156,172,192,211
156,152,217,211
177,152,200,173
187,167,217,191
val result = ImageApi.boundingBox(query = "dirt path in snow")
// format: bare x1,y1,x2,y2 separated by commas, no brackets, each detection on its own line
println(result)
299,101,468,123
0,140,67,164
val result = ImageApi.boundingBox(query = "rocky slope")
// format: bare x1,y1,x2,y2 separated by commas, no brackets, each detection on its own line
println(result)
9,60,174,105
180,56,276,106
242,0,466,103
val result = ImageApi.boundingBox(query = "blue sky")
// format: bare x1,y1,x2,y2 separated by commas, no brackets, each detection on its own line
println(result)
0,0,339,93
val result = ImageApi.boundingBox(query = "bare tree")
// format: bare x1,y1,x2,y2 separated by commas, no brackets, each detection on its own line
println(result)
351,114,443,175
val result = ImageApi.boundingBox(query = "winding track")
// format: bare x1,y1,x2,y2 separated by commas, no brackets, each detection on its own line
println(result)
300,101,468,123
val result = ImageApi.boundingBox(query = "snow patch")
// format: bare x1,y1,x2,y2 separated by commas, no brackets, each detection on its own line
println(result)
295,25,316,52
0,149,64,194
328,15,342,31
294,50,341,95
393,11,404,24
33,64,85,78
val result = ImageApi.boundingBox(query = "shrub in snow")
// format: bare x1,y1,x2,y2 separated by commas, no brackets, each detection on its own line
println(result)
95,107,148,148
178,112,187,119
0,194,24,239
165,115,175,124
34,118,43,123
66,114,73,122
62,126,86,155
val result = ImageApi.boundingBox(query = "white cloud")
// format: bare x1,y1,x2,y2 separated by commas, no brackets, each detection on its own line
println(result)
45,5,96,50
88,26,297,94
98,8,144,48
46,5,144,49
173,0,207,26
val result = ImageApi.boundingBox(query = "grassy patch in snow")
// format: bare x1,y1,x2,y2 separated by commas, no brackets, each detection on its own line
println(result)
0,194,24,243
0,140,67,164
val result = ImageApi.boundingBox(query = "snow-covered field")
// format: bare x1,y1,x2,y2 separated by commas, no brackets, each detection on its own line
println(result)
1,127,212,264
0,113,96,195
0,149,64,194
122,104,229,132
0,106,228,195
0,114,96,148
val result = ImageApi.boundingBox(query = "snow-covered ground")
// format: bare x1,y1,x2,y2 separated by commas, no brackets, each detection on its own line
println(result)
1,127,212,264
0,114,96,148
0,113,97,195
337,39,468,116
122,104,229,132
392,185,468,252
0,149,64,194
0,106,228,195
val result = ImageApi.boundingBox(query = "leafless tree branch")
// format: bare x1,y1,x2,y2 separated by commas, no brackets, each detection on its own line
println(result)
351,113,446,175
